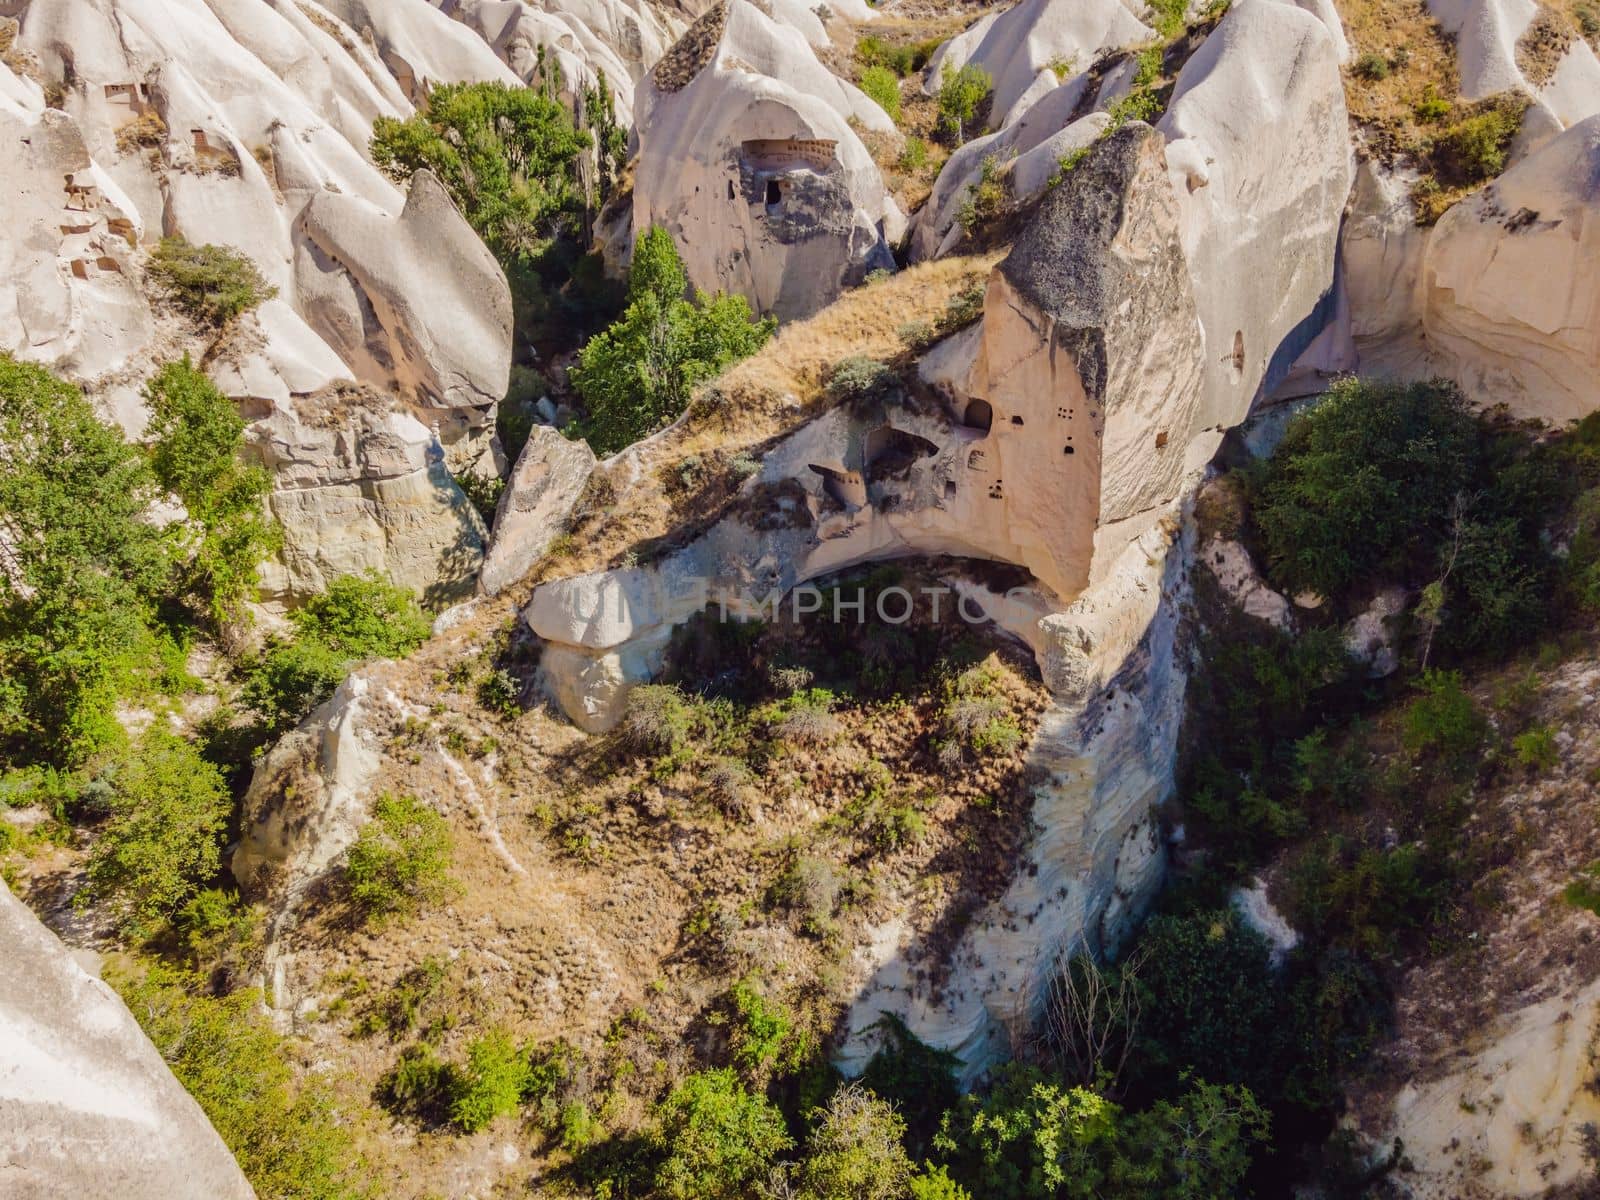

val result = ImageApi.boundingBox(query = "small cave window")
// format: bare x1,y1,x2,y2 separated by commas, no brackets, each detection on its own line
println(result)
765,179,782,208
1010,415,1024,426
1063,444,1075,455
728,180,735,201
1229,330,1245,376
962,399,993,432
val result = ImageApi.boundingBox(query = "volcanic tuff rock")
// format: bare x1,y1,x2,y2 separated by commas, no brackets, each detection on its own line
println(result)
1157,0,1352,439
1344,116,1600,422
629,0,903,319
0,880,255,1200
522,126,1205,1068
1,0,520,600
921,0,1152,128
479,426,599,597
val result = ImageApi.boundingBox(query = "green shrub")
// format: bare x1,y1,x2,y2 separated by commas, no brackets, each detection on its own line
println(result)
144,357,277,623
241,573,431,731
937,64,992,143
650,1069,793,1200
572,227,775,454
1563,862,1600,915
83,727,232,936
910,1166,973,1199
1512,724,1559,772
827,356,897,402
770,854,846,938
1431,96,1526,185
856,34,943,77
791,1084,915,1200
111,962,375,1199
1413,84,1450,123
899,135,930,172
476,667,521,718
355,956,452,1041
379,1042,457,1124
1251,377,1478,601
623,683,698,754
859,65,902,121
1402,669,1486,770
175,888,262,976
149,237,276,327
346,793,459,921
1146,0,1188,38
450,1028,532,1132
1352,51,1390,80
457,472,504,527
291,573,432,658
956,155,1007,233
726,977,813,1085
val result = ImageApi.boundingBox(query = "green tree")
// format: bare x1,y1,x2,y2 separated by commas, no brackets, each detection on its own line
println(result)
932,1064,1116,1200
83,726,231,935
1251,377,1478,601
572,227,775,454
144,357,277,623
650,1069,792,1200
346,793,459,922
937,64,992,143
371,81,591,340
0,355,175,762
112,961,374,1199
1107,1080,1270,1199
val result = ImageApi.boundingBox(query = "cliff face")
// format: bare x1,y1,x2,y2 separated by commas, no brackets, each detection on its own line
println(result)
0,881,255,1200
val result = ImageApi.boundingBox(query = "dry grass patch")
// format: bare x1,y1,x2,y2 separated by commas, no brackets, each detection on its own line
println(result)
1337,0,1462,156
1518,5,1578,82
530,253,1000,585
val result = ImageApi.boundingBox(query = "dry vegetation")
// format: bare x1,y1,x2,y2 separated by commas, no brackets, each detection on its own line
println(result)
217,562,1049,1196
1337,0,1462,158
528,252,999,586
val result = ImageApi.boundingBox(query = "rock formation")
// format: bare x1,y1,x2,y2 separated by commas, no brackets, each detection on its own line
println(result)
1157,0,1352,440
922,0,1151,128
629,0,904,319
524,126,1208,1066
1344,115,1600,423
0,880,255,1200
2,0,516,601
479,426,598,597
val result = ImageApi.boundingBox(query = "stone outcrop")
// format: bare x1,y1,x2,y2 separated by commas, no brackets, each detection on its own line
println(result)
296,169,512,414
908,84,1109,261
1417,114,1600,423
246,383,487,604
1157,0,1351,441
1343,116,1600,423
629,0,903,319
0,881,255,1200
232,673,388,909
921,0,1151,128
479,427,598,597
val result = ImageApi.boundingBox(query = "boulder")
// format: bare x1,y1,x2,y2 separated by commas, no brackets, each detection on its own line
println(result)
629,0,901,318
0,880,255,1200
1157,0,1351,439
232,673,386,907
479,427,598,596
1201,536,1292,628
1344,585,1407,677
